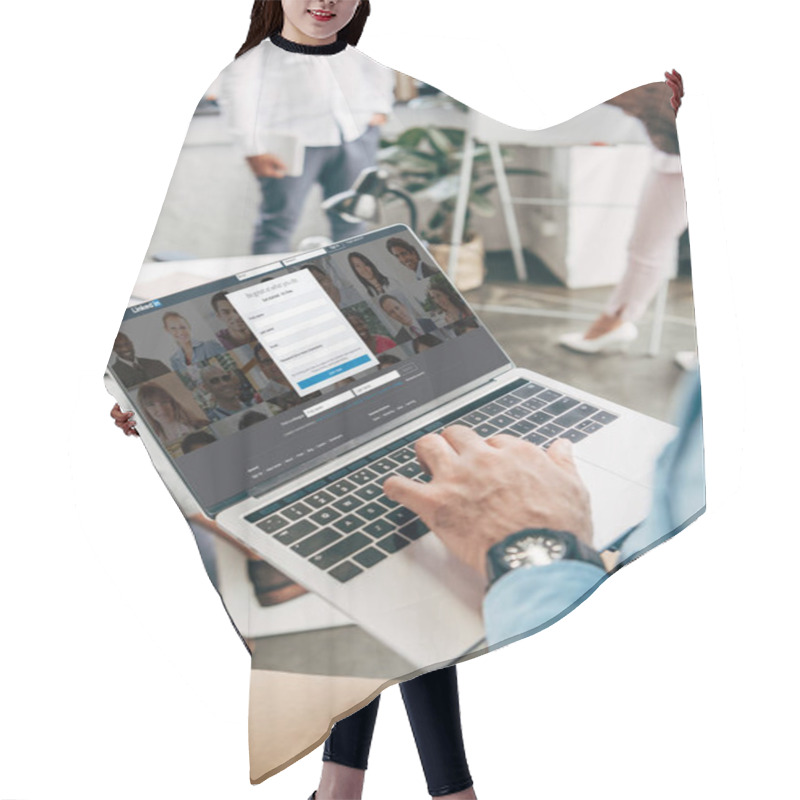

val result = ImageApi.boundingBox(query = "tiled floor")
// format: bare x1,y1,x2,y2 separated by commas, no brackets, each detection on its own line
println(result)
464,270,697,422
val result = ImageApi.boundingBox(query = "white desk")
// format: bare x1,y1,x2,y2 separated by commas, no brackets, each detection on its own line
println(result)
448,103,675,354
450,103,665,289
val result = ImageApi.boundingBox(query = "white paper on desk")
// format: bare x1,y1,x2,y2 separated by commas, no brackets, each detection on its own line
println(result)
258,132,306,177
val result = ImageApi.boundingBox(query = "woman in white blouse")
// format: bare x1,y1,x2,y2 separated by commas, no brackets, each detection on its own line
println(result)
220,0,397,255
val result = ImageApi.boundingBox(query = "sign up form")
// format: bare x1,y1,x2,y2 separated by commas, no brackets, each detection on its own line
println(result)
227,270,378,396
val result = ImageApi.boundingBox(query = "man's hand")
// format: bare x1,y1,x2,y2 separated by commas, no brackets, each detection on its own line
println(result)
665,69,684,115
110,403,138,437
246,153,289,178
382,426,593,579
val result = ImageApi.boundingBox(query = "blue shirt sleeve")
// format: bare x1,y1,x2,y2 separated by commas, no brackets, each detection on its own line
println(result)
483,560,607,648
616,372,705,563
482,372,705,648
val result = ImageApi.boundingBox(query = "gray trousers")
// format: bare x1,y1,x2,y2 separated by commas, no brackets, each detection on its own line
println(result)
253,124,381,254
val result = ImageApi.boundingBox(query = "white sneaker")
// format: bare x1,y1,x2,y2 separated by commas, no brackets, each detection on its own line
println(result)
558,322,638,354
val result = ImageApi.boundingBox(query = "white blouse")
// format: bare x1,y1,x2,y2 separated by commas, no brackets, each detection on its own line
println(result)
219,36,396,155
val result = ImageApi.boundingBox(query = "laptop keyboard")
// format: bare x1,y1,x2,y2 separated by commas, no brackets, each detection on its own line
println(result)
244,378,618,584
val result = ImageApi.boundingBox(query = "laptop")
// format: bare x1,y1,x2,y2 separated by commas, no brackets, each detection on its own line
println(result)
106,223,676,668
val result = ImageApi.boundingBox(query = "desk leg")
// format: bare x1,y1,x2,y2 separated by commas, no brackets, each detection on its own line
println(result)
489,140,527,282
448,134,476,284
647,279,670,357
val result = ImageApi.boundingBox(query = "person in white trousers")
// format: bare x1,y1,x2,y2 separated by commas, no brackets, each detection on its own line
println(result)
559,70,693,366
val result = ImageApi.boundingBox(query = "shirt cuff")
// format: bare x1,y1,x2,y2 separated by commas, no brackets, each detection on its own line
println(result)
483,560,607,648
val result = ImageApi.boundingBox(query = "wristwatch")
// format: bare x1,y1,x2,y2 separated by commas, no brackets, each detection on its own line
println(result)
485,528,605,586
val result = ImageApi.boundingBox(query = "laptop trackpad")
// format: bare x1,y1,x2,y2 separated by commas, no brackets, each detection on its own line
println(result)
576,460,652,551
345,535,487,667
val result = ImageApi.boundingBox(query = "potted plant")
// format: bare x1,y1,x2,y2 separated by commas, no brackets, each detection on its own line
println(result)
379,125,545,290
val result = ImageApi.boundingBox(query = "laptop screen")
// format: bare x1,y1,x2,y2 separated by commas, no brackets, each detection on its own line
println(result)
110,225,511,513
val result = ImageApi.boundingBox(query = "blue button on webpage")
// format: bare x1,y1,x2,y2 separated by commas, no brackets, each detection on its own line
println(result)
298,354,372,390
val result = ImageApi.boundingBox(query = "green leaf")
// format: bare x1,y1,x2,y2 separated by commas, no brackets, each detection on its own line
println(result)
393,153,440,173
450,146,491,165
423,174,462,202
428,209,447,230
424,127,453,155
396,128,428,148
439,128,465,147
470,193,496,216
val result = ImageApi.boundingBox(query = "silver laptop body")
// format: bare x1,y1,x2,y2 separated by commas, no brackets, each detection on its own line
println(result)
108,224,674,668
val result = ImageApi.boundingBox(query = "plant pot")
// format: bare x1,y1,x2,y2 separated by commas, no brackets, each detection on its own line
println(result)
429,234,486,293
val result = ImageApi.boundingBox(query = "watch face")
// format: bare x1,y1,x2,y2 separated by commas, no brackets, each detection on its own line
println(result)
505,534,568,568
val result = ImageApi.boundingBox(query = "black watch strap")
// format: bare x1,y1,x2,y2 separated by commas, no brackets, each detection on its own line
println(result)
486,528,605,586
